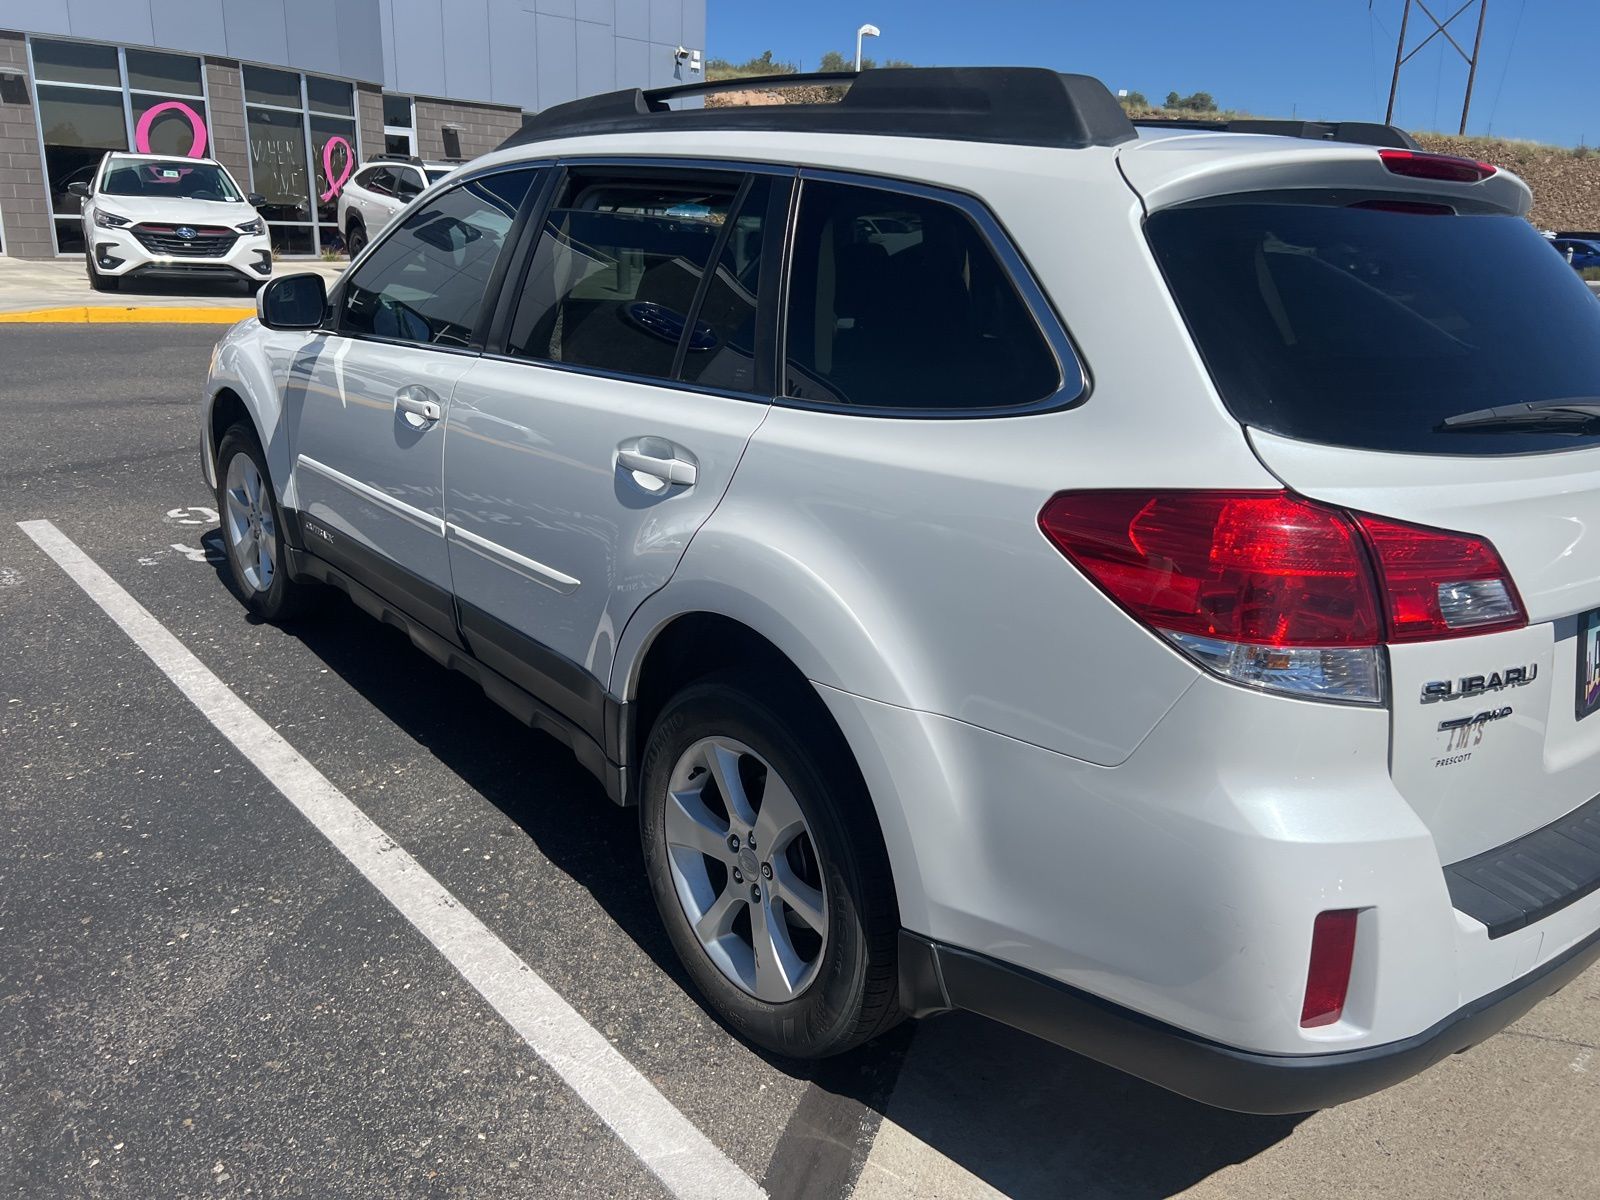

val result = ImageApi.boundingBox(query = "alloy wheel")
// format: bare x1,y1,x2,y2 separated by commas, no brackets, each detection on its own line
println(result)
222,453,277,595
663,736,829,1002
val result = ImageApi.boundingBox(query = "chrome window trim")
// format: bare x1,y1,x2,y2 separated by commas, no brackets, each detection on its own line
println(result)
777,166,1091,420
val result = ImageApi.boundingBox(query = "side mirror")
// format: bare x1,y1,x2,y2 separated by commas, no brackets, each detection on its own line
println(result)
257,273,327,331
246,192,265,208
67,181,90,199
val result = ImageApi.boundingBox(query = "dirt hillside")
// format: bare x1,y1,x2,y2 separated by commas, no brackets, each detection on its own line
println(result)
1412,134,1599,230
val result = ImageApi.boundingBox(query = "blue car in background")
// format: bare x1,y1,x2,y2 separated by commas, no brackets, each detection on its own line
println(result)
1552,237,1600,270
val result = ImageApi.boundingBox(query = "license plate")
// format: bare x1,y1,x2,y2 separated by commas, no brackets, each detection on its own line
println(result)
1578,609,1600,721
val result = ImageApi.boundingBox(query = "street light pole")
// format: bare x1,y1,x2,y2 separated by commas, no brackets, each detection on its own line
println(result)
855,23,880,71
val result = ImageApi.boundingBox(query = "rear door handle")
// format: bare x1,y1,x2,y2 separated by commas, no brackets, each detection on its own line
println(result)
617,437,697,487
396,385,442,425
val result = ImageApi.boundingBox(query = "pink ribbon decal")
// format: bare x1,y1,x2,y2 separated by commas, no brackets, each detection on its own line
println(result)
134,100,207,158
320,136,354,202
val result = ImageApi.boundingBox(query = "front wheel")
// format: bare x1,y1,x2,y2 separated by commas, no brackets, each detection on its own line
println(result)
640,673,902,1057
214,425,320,622
86,258,119,292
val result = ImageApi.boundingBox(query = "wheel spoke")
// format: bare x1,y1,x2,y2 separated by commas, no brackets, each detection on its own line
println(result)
243,465,261,508
770,857,827,936
257,536,274,587
665,787,733,861
753,773,806,857
223,486,251,545
704,740,758,828
694,883,744,942
750,896,805,1001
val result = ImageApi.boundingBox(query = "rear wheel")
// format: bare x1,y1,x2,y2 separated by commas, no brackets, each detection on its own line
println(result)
214,425,320,622
345,218,367,258
640,673,902,1057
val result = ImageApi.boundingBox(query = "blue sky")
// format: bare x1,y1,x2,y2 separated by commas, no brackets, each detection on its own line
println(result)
707,1,1592,147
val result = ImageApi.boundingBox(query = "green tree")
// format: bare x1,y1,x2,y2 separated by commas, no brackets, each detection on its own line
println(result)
1120,90,1149,108
1164,90,1219,112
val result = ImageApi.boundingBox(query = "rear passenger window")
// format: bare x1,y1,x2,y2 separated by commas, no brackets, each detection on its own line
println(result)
339,169,535,348
505,170,742,382
784,180,1061,412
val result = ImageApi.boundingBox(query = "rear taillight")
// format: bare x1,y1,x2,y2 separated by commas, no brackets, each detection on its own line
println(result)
1038,490,1525,704
1378,147,1496,183
1352,512,1526,642
1301,909,1359,1028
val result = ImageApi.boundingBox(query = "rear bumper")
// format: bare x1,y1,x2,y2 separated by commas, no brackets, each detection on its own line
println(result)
901,924,1600,1114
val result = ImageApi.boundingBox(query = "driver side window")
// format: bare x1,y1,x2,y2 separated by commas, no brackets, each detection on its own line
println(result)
338,169,537,348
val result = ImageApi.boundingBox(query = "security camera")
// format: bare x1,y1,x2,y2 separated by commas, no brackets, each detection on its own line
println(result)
674,45,689,62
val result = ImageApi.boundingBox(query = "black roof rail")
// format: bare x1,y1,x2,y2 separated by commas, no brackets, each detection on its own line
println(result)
499,67,1137,152
370,152,424,165
1132,117,1421,151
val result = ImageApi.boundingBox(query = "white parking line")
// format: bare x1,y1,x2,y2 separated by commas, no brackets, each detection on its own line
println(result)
17,518,765,1200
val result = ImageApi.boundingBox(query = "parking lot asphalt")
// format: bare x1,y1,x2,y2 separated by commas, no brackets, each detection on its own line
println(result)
5,325,1600,1200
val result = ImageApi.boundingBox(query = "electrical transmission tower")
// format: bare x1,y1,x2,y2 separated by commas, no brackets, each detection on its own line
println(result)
1383,0,1489,134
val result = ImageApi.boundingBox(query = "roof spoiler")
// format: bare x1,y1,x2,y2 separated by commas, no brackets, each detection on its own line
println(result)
498,67,1138,152
1133,118,1421,151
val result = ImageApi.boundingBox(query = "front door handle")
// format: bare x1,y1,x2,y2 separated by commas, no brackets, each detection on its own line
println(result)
396,385,442,425
617,437,697,487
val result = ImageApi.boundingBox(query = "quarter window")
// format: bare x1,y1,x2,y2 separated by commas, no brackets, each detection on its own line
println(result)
783,180,1060,412
339,170,536,348
505,169,744,383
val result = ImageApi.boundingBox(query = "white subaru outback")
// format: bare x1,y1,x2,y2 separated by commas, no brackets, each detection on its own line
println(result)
76,152,271,292
198,67,1600,1113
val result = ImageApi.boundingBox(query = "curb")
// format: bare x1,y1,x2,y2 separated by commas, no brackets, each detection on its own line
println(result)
0,305,252,325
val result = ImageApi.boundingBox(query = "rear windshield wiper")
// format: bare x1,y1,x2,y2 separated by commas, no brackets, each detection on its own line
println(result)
1438,398,1600,434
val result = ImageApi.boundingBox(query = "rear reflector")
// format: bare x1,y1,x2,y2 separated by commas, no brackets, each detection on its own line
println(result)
1378,147,1496,183
1301,909,1359,1028
1038,490,1526,703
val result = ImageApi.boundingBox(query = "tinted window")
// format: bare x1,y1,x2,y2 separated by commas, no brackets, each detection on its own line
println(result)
394,168,424,200
677,175,775,391
1146,202,1600,454
784,181,1060,411
340,170,535,348
506,170,739,381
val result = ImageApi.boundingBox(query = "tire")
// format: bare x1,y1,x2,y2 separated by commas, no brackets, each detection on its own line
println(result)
214,425,320,622
86,258,119,292
345,218,367,259
640,672,902,1058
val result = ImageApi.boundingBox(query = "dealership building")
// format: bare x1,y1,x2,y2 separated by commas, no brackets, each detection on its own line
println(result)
0,0,706,258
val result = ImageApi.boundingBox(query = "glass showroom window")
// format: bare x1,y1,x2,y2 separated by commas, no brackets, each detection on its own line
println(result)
383,93,415,156
28,38,214,254
245,67,359,256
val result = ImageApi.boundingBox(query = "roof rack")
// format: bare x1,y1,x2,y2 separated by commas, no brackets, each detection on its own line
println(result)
500,67,1138,152
370,153,425,165
1132,117,1421,151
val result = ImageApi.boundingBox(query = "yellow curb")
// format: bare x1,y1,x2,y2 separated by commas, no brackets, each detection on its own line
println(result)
0,305,252,324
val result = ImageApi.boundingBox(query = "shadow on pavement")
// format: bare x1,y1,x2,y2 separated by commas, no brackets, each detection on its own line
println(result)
216,563,1301,1199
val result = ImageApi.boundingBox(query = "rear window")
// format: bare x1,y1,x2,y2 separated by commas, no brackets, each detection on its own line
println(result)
1147,202,1600,454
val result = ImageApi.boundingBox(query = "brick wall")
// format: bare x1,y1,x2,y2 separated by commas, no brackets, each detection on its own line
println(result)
414,98,521,162
204,58,250,197
356,83,384,162
0,30,53,258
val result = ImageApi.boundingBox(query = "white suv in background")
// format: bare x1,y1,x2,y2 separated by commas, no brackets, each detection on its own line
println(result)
337,155,462,256
74,152,270,293
199,67,1600,1113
